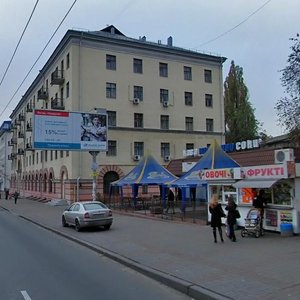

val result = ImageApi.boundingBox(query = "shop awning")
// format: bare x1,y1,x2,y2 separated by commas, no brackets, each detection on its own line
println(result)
232,179,279,189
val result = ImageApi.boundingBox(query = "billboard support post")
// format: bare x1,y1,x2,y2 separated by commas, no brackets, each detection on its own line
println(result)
89,151,100,201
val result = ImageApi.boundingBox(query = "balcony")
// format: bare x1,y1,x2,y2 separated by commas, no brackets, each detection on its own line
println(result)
18,131,25,139
18,114,25,122
25,143,34,151
10,138,17,145
37,88,49,100
8,153,17,160
26,104,33,113
17,149,25,155
51,97,65,110
51,69,64,85
26,123,32,131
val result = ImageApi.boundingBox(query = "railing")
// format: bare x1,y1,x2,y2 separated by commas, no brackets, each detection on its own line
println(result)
37,88,49,100
51,69,64,85
51,97,65,110
102,195,208,223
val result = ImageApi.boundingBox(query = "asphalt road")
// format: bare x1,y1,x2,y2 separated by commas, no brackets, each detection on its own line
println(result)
0,208,191,300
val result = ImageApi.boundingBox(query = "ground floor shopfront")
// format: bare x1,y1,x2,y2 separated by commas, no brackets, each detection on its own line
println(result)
205,154,300,234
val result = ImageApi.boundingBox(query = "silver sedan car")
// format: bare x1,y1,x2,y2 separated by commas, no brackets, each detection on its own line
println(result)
62,201,113,231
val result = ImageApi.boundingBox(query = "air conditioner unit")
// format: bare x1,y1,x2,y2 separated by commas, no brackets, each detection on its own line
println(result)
164,155,171,162
133,154,140,161
274,148,294,164
133,98,140,104
162,101,169,107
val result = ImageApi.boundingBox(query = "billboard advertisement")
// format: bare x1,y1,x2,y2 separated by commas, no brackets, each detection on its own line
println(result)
33,110,107,151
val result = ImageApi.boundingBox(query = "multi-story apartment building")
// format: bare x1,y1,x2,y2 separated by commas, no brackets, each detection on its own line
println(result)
0,121,12,193
9,25,226,202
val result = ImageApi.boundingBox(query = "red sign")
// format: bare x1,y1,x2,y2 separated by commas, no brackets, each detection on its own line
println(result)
241,164,287,179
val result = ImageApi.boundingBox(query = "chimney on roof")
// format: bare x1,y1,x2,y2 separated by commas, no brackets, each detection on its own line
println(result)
167,36,173,47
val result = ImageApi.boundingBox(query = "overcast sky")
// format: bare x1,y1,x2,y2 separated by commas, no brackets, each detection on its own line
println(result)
0,0,298,136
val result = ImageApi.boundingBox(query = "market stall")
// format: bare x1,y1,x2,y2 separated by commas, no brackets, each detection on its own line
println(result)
232,161,297,233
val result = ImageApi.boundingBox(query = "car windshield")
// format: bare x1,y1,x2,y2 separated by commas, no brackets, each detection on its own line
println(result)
83,203,107,210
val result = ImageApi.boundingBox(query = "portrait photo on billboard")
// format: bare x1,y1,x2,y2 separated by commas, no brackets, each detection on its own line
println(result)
81,113,107,142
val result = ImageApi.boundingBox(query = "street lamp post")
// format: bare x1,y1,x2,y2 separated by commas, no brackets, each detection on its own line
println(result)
89,151,100,201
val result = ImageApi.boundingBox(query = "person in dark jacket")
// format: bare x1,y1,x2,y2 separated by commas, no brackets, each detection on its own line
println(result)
225,196,237,242
209,195,225,243
166,188,175,214
253,189,267,233
13,191,19,204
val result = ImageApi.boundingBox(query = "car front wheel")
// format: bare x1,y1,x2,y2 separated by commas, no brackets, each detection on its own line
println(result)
104,224,111,230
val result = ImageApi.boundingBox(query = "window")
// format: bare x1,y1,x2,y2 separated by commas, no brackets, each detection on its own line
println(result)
160,115,169,130
184,92,193,106
50,151,53,161
205,94,213,107
66,53,70,69
60,150,63,158
270,181,292,206
106,82,116,98
134,142,144,156
55,150,58,160
184,66,192,80
160,89,169,103
161,142,170,158
107,111,116,127
106,54,116,70
159,63,168,77
206,118,214,132
107,140,117,156
185,117,194,131
66,151,69,157
204,69,212,83
134,86,143,101
186,143,194,150
134,113,143,128
133,58,143,73
66,82,70,98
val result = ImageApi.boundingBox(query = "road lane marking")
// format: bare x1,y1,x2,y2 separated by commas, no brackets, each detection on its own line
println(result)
21,290,32,300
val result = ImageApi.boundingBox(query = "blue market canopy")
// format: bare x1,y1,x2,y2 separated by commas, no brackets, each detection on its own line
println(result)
111,155,178,187
172,139,240,187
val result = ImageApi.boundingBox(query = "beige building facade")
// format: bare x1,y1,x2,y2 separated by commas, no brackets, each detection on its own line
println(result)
9,25,226,202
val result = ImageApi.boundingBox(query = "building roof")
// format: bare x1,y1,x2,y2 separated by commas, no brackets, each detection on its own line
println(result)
111,154,178,186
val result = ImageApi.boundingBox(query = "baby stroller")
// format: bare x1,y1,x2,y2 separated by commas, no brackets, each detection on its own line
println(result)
241,208,264,238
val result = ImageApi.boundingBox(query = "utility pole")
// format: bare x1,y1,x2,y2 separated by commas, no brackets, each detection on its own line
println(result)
89,151,100,201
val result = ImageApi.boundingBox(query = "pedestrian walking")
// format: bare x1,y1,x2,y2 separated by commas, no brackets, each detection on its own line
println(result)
166,188,175,214
209,195,225,243
13,191,19,204
225,196,237,242
5,188,9,200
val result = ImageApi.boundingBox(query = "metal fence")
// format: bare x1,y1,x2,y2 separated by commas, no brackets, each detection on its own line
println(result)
103,195,208,224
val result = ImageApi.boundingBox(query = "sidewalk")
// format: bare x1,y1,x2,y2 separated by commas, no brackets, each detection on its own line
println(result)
1,197,300,300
